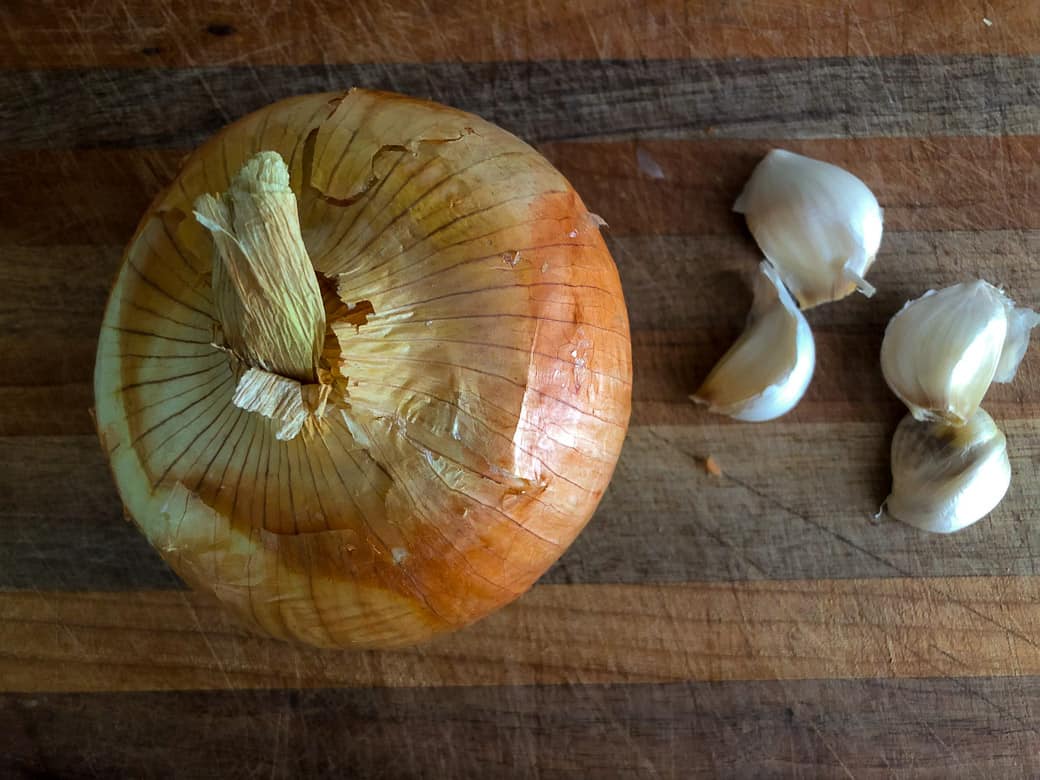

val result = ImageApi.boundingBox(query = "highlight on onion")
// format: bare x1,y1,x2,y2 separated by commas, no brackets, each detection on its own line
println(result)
94,89,633,649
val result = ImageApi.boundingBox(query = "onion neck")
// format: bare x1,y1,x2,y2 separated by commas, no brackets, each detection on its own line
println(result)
194,151,326,384
194,151,330,440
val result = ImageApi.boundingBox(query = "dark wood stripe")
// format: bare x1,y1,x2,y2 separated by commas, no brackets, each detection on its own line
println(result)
5,415,1040,590
0,435,181,590
0,436,124,526
4,675,1039,778
4,58,1040,151
0,150,180,245
3,1,1038,69
0,244,120,334
7,136,1040,247
0,384,96,438
0,516,181,591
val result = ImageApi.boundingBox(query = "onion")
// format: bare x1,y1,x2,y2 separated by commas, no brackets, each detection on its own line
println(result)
94,89,632,649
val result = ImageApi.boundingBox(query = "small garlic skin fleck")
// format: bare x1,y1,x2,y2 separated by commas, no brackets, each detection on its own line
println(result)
880,280,1040,425
692,262,815,422
734,149,883,309
886,408,1010,534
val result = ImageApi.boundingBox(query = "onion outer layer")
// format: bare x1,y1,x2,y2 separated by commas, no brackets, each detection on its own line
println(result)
94,89,632,648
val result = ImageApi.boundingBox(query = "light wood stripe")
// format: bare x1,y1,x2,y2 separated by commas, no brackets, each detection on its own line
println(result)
5,137,1040,246
3,58,1040,151
1,1,1036,69
5,576,1040,692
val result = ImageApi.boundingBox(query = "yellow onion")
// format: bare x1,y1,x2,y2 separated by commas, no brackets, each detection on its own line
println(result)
94,89,632,648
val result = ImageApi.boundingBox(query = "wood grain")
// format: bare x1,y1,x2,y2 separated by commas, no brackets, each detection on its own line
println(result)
4,58,1040,150
0,150,182,245
7,576,1040,693
2,0,1037,69
5,676,1039,779
6,4,1040,768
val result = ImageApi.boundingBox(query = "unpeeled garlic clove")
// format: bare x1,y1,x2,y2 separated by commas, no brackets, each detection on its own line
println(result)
880,280,1040,426
885,408,1010,534
734,149,883,309
692,262,815,421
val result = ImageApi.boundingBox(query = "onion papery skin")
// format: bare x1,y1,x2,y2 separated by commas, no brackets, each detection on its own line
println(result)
94,89,632,648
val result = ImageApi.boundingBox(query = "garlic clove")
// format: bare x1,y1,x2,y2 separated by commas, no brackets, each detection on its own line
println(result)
692,262,815,421
885,408,1010,534
880,280,1039,425
734,149,883,309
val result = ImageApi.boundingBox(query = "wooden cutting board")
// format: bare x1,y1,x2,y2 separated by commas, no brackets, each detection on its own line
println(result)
5,2,1040,776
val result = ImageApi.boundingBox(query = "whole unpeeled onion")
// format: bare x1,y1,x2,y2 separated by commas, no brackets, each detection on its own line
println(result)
94,89,632,648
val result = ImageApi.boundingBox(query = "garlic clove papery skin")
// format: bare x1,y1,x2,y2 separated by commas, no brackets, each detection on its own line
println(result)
692,262,815,422
880,280,1039,426
734,149,883,309
994,304,1040,382
885,408,1011,534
